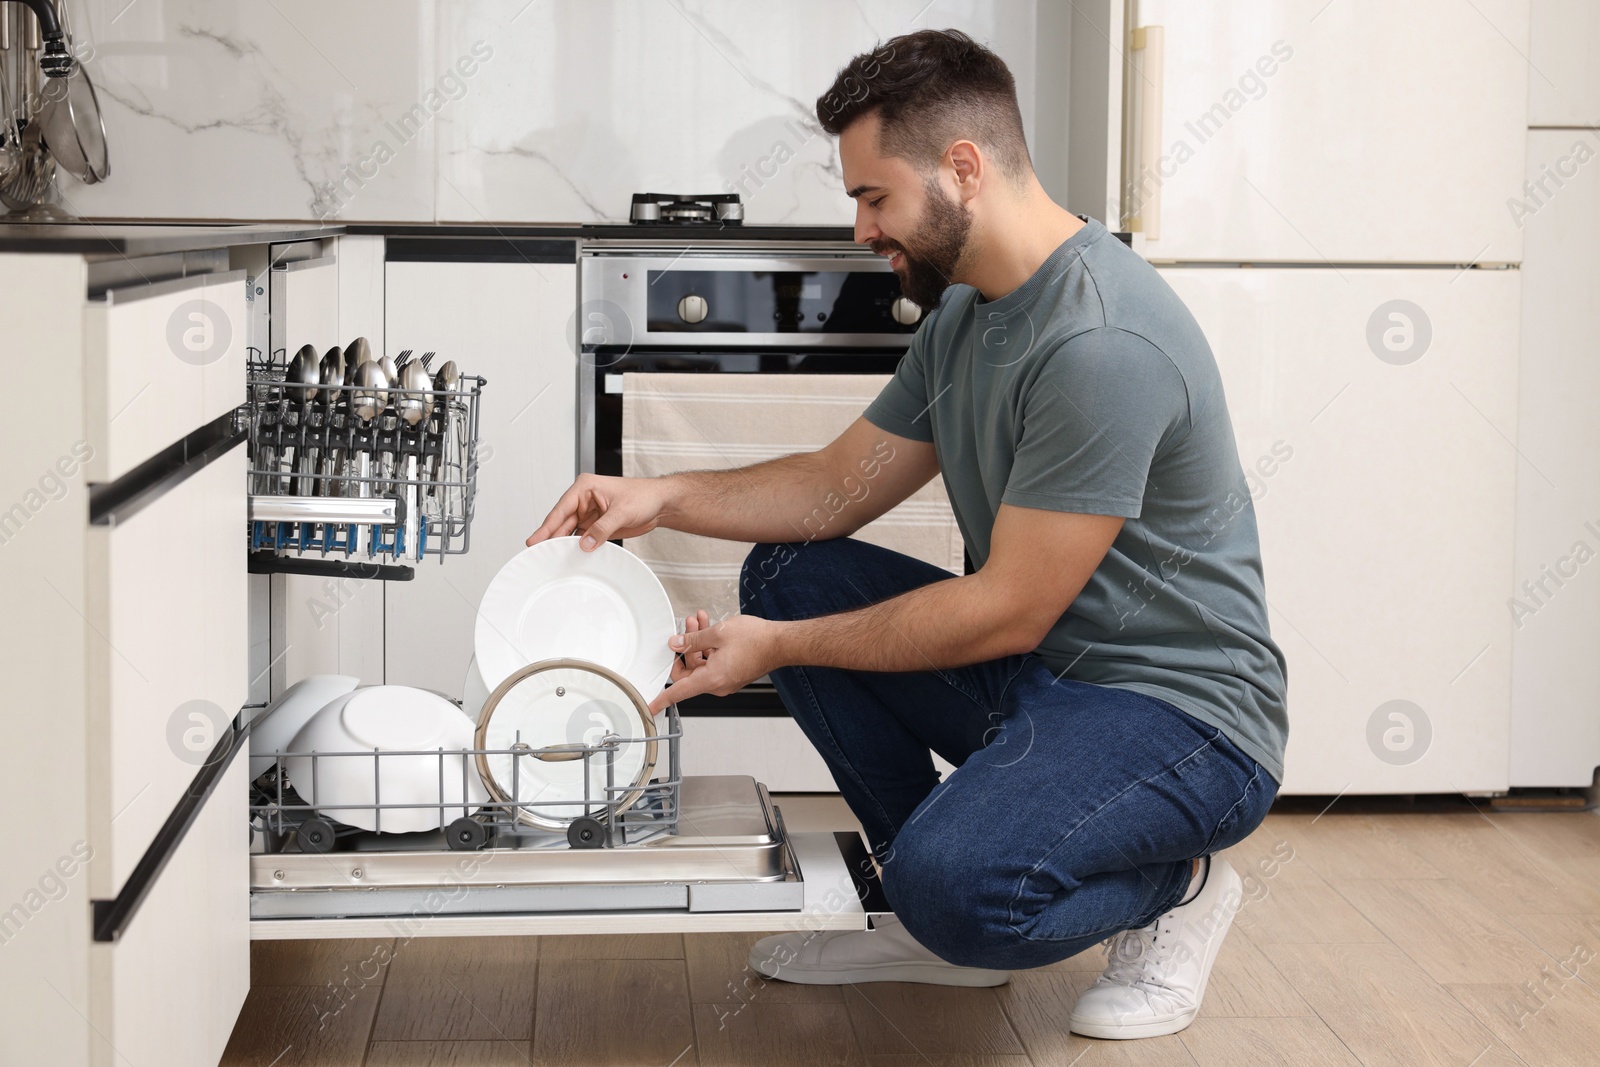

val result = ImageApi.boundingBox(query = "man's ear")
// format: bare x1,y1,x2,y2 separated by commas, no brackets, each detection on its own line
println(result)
947,140,983,202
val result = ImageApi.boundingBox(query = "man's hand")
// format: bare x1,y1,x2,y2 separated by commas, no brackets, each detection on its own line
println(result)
526,474,671,551
647,613,786,714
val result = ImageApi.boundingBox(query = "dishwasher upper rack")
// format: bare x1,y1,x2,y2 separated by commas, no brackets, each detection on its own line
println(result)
243,350,485,569
248,702,683,854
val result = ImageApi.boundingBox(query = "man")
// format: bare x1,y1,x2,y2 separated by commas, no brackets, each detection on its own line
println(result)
527,28,1287,1039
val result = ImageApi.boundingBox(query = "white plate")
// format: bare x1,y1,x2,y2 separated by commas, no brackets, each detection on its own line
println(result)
248,674,360,780
285,685,489,834
474,536,676,701
474,660,657,831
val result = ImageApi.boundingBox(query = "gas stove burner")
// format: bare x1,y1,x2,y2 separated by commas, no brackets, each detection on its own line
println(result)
630,192,744,225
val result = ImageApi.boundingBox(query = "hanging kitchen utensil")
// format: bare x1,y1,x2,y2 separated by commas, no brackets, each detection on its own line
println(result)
0,7,54,212
39,61,108,183
36,0,103,182
0,118,54,210
0,43,22,187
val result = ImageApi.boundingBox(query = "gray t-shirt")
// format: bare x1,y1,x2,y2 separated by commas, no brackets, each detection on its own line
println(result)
864,215,1289,784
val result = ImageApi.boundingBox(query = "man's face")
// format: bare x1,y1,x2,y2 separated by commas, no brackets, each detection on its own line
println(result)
840,112,972,310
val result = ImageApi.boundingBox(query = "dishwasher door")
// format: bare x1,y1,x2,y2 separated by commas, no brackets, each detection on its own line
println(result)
249,830,877,942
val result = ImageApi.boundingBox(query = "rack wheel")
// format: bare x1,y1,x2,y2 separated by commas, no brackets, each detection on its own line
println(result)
297,818,337,854
446,816,489,851
566,816,606,849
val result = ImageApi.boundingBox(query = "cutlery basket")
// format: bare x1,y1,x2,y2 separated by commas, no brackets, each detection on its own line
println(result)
243,350,485,573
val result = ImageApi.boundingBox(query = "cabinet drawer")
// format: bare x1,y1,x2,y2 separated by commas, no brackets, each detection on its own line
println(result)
85,271,246,485
87,446,246,898
91,743,249,1067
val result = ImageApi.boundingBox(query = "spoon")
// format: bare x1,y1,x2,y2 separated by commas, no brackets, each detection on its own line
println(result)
318,345,345,405
397,360,433,427
378,353,400,397
286,347,320,495
345,336,372,368
428,360,462,510
432,359,460,395
351,360,389,423
288,344,320,407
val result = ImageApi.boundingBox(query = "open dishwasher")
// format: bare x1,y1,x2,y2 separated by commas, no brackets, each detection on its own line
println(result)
240,339,883,941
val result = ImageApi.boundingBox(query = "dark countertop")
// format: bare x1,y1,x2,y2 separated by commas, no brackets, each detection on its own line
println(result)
0,222,344,257
0,220,859,258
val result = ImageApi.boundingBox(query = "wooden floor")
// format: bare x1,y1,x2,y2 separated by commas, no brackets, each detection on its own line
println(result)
223,794,1600,1066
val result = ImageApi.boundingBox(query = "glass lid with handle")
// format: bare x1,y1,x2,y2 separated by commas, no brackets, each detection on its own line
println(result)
473,658,659,832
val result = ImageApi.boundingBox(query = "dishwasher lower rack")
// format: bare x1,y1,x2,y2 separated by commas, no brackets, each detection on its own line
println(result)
249,775,814,921
251,699,684,853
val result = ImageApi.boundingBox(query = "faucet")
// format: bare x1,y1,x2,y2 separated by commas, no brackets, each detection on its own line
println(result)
13,0,74,77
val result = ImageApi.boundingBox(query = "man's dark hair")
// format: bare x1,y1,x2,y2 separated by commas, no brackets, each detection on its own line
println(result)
815,29,1031,180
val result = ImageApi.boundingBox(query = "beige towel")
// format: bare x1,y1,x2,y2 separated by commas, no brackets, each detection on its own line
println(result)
621,372,966,622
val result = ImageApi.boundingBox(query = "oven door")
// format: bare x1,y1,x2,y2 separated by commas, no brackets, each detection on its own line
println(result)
585,348,969,730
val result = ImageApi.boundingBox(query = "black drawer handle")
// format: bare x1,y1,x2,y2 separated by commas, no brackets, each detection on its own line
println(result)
90,714,249,943
88,407,247,527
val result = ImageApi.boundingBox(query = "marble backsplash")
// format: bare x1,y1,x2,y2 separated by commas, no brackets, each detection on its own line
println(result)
32,0,1056,224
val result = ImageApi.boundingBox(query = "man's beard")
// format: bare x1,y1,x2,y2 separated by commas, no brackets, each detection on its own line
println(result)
873,180,972,310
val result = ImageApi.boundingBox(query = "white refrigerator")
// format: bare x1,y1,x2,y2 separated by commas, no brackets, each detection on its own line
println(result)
1125,0,1531,794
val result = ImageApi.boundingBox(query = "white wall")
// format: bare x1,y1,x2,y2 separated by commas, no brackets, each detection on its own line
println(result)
48,0,1057,224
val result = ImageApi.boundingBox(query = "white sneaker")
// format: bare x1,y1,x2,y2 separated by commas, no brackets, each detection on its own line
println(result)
1068,857,1243,1039
747,914,1011,987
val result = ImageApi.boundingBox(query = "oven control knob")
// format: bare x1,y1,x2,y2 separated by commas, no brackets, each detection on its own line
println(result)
891,296,922,325
677,294,709,324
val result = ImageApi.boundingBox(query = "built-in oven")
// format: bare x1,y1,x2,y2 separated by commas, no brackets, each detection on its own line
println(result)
578,242,969,785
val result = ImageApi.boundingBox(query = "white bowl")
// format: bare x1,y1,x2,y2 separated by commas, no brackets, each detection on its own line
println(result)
248,674,360,780
284,685,489,834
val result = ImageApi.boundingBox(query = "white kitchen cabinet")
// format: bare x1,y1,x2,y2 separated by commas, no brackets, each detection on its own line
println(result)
382,256,579,698
1159,267,1521,795
1510,129,1600,787
86,447,247,897
1128,0,1528,264
90,745,250,1067
0,253,94,1067
75,271,252,897
1528,0,1600,126
2,250,254,1067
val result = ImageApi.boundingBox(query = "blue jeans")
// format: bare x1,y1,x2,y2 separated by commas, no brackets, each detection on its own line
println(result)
740,537,1278,971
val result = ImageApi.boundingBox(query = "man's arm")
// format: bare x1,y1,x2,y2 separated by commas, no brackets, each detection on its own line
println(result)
647,503,1124,712
527,417,938,548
